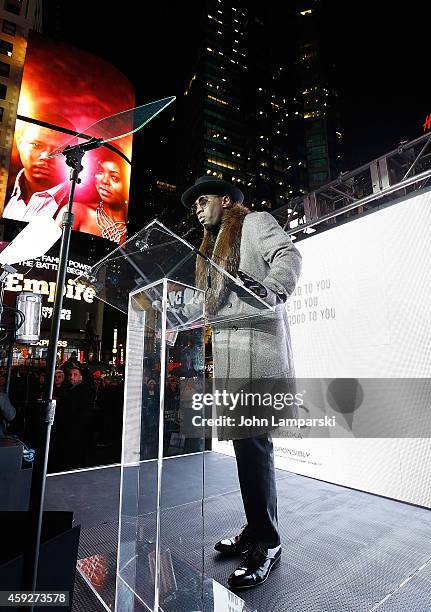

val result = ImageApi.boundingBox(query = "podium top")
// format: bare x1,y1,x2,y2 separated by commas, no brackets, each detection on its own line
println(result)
76,219,274,327
48,96,175,158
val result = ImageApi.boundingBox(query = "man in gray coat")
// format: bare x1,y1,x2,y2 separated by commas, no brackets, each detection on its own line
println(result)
181,176,302,589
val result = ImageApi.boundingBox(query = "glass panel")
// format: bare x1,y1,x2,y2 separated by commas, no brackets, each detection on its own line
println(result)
113,280,255,612
47,96,175,158
75,219,274,326
158,316,206,611
76,287,150,610
74,225,266,611
115,280,206,610
115,288,155,610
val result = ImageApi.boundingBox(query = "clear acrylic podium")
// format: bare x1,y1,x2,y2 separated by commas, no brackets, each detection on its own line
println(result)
76,220,274,611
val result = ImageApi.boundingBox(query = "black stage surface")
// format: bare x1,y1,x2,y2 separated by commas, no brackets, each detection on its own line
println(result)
45,452,431,612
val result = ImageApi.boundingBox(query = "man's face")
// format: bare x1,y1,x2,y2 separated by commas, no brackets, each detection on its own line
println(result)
194,194,228,230
68,368,83,386
16,124,67,188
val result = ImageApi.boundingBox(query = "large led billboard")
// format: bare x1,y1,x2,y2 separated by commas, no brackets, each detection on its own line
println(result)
1,31,134,244
287,190,431,380
214,188,431,508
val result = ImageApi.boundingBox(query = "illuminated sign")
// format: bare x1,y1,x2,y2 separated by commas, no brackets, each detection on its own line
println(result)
2,253,98,332
112,327,118,354
4,274,95,303
1,31,134,244
30,339,68,347
423,114,431,131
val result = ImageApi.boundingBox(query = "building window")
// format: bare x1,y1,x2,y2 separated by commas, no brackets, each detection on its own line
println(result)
0,107,4,122
0,60,10,78
155,180,176,192
207,156,238,171
309,159,327,170
0,84,7,100
311,171,328,183
2,20,16,36
4,0,21,16
308,145,326,158
304,110,321,119
306,134,324,146
207,94,229,107
0,39,13,57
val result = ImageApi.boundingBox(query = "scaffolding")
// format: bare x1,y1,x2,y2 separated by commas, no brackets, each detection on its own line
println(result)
273,131,431,239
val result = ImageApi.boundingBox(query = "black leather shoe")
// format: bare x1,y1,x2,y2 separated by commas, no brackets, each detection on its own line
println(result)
214,525,252,556
228,544,281,589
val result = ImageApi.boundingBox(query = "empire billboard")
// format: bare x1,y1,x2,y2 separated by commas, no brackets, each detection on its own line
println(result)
1,251,98,334
1,31,134,244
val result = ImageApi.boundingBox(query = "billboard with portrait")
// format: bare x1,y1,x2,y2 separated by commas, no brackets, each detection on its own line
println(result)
1,31,134,244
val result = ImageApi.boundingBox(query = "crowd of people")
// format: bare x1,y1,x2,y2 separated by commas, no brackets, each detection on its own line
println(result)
0,340,205,471
1,352,124,472
140,373,202,459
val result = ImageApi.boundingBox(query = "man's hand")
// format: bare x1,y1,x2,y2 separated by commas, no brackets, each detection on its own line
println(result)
237,270,285,305
237,270,268,298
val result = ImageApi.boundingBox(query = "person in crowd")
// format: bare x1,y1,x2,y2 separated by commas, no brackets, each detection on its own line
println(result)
71,150,129,244
53,369,66,400
60,351,81,384
9,365,35,436
62,351,81,371
3,113,76,221
50,366,96,470
84,313,98,362
0,374,16,437
164,375,181,455
36,370,46,399
181,338,203,377
141,378,159,459
95,379,123,454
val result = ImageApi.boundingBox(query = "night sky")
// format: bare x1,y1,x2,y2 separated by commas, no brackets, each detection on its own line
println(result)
323,2,429,169
43,1,429,192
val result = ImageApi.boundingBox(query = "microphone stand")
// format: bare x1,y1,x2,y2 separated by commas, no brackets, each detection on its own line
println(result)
0,264,17,393
24,138,103,608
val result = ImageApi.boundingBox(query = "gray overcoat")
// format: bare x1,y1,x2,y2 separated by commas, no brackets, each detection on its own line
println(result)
210,211,302,439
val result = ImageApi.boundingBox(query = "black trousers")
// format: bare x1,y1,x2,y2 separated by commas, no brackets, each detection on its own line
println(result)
233,433,280,548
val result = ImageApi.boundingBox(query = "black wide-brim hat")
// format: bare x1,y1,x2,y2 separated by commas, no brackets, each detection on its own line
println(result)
181,175,244,208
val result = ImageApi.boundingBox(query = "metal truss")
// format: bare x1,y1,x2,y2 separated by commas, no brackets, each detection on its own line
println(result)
273,131,431,238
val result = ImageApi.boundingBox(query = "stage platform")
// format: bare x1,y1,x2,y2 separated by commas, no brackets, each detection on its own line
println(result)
45,452,431,612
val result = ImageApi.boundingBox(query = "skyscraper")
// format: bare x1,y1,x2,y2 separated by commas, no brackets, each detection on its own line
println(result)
0,0,42,215
294,0,343,190
178,1,249,190
165,2,312,241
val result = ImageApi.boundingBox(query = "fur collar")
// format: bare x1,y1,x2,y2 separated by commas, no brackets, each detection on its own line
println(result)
195,204,250,314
